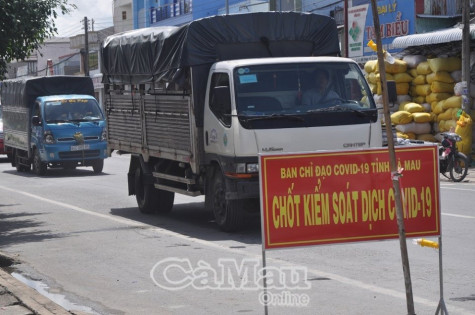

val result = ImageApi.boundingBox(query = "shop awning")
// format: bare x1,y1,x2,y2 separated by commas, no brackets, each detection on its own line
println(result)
392,24,475,48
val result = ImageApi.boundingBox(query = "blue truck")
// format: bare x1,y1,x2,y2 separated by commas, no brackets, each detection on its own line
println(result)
0,76,107,175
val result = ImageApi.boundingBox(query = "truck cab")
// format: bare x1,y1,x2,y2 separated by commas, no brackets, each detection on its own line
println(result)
29,95,107,174
200,57,381,229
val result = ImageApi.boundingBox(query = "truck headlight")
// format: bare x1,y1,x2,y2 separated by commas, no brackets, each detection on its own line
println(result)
246,163,259,173
44,131,55,144
235,163,259,174
101,128,107,141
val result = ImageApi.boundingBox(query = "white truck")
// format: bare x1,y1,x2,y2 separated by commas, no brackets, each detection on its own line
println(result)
101,12,384,231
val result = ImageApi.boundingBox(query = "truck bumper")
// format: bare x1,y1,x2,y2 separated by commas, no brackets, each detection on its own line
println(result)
40,142,108,162
225,176,260,200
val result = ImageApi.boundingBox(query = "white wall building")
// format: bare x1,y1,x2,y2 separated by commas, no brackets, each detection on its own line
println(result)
113,0,134,33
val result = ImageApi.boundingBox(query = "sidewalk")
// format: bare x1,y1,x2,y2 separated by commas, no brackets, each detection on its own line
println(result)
0,252,72,315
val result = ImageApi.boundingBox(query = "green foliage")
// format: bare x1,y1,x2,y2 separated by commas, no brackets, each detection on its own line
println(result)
0,0,75,79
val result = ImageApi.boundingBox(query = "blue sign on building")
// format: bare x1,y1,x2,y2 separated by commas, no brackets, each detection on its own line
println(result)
348,0,415,60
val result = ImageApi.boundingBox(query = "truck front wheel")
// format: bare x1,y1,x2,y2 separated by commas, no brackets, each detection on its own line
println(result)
92,159,104,173
134,168,174,214
32,148,47,176
211,170,245,232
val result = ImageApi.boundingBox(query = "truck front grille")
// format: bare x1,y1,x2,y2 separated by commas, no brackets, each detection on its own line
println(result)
57,136,99,142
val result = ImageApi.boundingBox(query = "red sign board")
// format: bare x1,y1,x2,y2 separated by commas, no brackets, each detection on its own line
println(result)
259,145,440,250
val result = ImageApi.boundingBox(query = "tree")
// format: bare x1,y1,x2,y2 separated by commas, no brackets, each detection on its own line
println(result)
0,0,75,80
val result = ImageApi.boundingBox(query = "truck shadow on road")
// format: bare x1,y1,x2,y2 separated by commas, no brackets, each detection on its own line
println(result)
1,168,111,178
109,203,262,244
0,207,63,249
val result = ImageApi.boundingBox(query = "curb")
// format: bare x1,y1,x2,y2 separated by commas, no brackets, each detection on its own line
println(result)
0,252,71,315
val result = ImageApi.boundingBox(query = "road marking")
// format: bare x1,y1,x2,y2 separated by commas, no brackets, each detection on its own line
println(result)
442,212,475,219
441,185,475,192
0,185,473,314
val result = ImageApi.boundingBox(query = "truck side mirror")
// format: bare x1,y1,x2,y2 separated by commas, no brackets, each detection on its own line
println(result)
387,80,397,104
31,116,41,126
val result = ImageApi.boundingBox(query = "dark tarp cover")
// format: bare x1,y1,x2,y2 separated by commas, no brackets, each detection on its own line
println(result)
101,11,340,85
1,76,95,108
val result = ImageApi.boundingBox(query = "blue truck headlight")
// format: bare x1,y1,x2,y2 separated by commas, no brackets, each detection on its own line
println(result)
44,131,55,144
101,128,107,141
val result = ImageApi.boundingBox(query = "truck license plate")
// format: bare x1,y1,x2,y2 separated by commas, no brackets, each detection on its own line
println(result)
71,144,90,151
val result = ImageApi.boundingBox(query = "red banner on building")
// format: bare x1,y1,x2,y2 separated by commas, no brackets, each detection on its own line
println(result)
259,145,440,250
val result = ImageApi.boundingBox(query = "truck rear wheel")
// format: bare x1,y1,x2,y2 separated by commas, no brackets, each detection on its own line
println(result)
14,150,30,172
32,148,47,176
211,170,244,232
134,168,174,214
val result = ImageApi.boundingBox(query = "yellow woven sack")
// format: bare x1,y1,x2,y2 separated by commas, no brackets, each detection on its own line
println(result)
409,69,418,77
368,72,378,84
433,101,445,114
377,82,408,95
430,112,437,122
404,103,424,113
416,61,432,75
412,96,425,104
385,59,407,74
412,112,431,123
368,83,377,94
426,92,451,103
406,132,416,139
439,119,457,132
397,132,409,139
442,96,462,109
364,60,378,74
455,111,473,156
368,72,394,84
417,133,437,142
437,108,458,121
415,84,431,96
428,57,461,72
426,71,455,84
391,111,413,124
394,73,413,83
412,75,426,85
431,81,455,93
396,82,409,95
398,101,411,111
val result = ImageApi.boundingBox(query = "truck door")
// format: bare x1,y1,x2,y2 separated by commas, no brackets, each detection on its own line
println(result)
31,102,43,149
204,72,235,157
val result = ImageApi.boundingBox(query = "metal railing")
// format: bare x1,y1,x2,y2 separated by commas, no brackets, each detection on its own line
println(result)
150,0,192,24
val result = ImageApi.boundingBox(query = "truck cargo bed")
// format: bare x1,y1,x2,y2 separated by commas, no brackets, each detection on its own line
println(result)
106,93,195,164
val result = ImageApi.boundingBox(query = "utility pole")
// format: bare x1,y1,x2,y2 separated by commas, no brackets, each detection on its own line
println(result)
84,16,89,77
369,0,416,314
462,0,471,113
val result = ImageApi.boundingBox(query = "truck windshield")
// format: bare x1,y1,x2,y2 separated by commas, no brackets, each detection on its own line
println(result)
45,99,103,123
233,62,377,129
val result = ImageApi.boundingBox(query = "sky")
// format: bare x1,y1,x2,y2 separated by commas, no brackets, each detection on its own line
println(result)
53,0,114,37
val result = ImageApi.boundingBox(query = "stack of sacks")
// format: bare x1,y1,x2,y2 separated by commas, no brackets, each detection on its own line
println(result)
427,57,462,133
364,59,410,113
391,102,432,140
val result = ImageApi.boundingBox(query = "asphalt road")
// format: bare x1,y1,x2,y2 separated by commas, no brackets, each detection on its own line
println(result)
0,153,474,315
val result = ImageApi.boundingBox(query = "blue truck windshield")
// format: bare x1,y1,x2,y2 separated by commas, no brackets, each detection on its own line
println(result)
45,99,103,123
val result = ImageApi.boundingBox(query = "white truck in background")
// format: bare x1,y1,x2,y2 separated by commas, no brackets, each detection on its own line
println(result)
100,12,384,231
